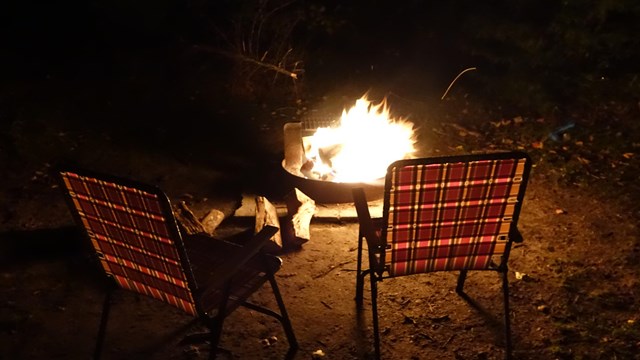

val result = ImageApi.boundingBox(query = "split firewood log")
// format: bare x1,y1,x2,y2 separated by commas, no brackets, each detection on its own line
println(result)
200,209,225,235
283,122,304,176
282,188,316,248
173,201,206,236
254,196,283,253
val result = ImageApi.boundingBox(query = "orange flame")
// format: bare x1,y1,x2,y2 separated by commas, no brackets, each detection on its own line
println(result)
303,96,416,183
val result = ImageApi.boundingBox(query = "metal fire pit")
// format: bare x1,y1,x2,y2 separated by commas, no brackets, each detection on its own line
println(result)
282,120,384,204
281,160,384,204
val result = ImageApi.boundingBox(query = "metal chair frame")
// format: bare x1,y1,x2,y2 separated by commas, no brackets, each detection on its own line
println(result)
59,167,298,359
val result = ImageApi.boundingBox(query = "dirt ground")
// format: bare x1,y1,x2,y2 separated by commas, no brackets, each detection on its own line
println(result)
2,79,640,360
2,5,640,360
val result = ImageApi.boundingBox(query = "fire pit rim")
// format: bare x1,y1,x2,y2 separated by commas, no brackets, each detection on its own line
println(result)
281,160,384,204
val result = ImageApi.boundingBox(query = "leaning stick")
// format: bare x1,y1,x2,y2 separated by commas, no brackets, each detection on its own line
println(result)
441,67,477,100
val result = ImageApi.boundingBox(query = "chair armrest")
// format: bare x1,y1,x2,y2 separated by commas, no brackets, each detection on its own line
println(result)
352,188,384,251
195,225,279,292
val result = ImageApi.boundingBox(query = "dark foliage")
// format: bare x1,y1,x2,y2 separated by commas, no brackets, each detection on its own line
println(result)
3,0,637,109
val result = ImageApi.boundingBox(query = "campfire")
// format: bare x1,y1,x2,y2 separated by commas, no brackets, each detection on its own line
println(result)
283,95,417,203
286,95,416,182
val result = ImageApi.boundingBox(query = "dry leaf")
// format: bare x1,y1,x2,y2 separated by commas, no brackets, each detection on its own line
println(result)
576,156,590,164
312,349,326,358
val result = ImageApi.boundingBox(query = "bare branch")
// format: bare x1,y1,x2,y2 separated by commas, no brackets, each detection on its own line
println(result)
195,45,300,79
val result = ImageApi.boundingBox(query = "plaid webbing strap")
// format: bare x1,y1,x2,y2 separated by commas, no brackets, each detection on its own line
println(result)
61,171,198,316
386,156,527,276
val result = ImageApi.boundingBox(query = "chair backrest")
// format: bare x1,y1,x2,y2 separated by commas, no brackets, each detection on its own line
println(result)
59,169,200,316
381,152,531,277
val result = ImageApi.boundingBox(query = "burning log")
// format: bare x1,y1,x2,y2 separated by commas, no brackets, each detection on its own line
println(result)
254,196,283,253
281,188,316,248
280,95,417,203
291,95,416,183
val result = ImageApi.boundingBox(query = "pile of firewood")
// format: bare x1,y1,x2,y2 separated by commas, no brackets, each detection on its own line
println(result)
254,188,316,253
174,188,316,254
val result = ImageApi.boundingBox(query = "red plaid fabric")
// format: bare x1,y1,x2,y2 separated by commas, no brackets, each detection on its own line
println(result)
386,157,527,276
60,171,198,316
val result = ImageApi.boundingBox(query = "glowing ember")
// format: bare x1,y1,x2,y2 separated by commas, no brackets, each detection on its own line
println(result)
302,96,416,183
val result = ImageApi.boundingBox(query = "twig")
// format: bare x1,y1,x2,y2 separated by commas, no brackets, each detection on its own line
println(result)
257,0,297,54
387,91,428,106
312,260,352,279
447,123,481,137
194,45,299,79
441,334,456,348
441,67,477,100
320,300,333,309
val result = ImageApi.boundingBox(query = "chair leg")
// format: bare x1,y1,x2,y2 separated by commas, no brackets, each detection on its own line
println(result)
456,270,468,294
356,270,371,309
206,316,226,360
454,268,513,359
370,274,381,360
93,287,114,360
268,275,299,352
179,316,227,360
502,269,513,360
207,282,232,360
355,231,365,308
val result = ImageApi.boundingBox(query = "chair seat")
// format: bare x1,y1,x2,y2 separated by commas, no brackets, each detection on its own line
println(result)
185,234,282,317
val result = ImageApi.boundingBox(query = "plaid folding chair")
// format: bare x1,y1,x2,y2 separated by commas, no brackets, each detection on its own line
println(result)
352,152,531,359
58,168,298,360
